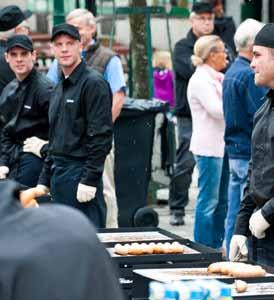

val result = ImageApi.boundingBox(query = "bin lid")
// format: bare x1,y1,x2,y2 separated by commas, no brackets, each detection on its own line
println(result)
120,97,169,117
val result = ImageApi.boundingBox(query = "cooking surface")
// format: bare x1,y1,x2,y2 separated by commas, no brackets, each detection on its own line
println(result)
108,245,200,257
133,268,274,283
232,282,274,297
98,231,172,243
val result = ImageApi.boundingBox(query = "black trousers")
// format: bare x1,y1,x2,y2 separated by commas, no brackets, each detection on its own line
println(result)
10,152,43,187
248,227,274,267
169,117,195,214
50,156,106,228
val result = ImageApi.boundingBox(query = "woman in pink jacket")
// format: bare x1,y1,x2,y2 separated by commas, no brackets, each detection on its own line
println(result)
187,35,229,250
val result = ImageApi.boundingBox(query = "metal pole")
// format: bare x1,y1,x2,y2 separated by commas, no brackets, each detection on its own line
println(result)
53,0,65,25
145,12,154,99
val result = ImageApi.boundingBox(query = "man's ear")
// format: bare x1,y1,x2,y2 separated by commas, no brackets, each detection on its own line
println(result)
4,52,9,64
32,50,37,62
79,41,83,54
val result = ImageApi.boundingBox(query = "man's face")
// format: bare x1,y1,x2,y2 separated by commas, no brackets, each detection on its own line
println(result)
52,34,82,70
5,47,35,79
67,17,96,49
191,12,214,37
251,45,274,88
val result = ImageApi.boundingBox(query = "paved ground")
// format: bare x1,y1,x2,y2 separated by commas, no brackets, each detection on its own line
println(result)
152,171,198,241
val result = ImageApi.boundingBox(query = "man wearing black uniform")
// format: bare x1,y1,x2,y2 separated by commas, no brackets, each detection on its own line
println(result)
0,180,123,300
0,5,32,95
169,2,215,225
230,23,274,267
0,35,53,187
28,24,113,228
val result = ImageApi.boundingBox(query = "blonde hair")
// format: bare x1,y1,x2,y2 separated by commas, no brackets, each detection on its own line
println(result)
191,35,222,66
66,8,96,27
153,50,172,70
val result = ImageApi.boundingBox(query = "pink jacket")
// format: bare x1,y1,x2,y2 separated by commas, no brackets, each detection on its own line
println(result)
187,64,225,158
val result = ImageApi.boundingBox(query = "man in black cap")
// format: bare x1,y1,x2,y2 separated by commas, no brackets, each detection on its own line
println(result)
168,2,215,226
230,23,274,266
24,24,113,228
0,34,53,189
0,5,32,95
0,180,123,300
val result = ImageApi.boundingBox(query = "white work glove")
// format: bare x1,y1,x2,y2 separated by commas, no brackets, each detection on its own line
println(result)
249,209,270,239
229,235,248,262
23,136,48,158
76,183,97,203
0,166,9,179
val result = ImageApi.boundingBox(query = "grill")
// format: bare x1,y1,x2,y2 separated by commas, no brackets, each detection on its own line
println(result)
132,265,274,300
97,227,222,299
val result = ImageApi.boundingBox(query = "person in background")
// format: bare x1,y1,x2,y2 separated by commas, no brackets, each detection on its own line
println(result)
0,5,32,95
0,35,53,188
25,24,113,228
230,23,274,267
188,35,229,249
0,180,123,300
153,50,175,108
206,0,237,54
223,18,266,257
169,2,215,226
46,8,126,228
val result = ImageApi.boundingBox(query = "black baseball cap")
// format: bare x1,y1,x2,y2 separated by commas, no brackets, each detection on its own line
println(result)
51,23,81,41
0,5,32,31
254,23,274,49
192,2,214,14
6,34,33,52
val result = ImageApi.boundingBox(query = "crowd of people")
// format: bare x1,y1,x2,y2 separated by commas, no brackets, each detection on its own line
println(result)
1,0,274,298
169,1,274,268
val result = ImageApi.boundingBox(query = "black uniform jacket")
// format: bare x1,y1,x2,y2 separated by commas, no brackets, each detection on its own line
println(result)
0,68,53,167
0,180,123,300
234,90,274,236
0,40,15,96
173,29,196,118
39,60,113,187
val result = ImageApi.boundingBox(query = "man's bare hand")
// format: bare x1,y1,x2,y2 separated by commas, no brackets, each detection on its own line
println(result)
20,185,49,208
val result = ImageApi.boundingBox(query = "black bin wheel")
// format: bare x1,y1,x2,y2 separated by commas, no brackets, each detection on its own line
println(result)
133,207,159,227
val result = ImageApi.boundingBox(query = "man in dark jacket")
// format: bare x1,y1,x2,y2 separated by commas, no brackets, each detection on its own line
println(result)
27,24,113,228
0,180,123,300
0,5,32,95
46,8,125,228
169,2,215,225
0,35,53,188
230,23,274,267
223,18,266,257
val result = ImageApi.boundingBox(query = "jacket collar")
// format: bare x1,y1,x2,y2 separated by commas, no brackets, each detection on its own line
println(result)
200,64,224,83
62,60,86,85
267,89,274,99
237,56,251,64
186,29,199,45
85,39,100,61
18,67,36,89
